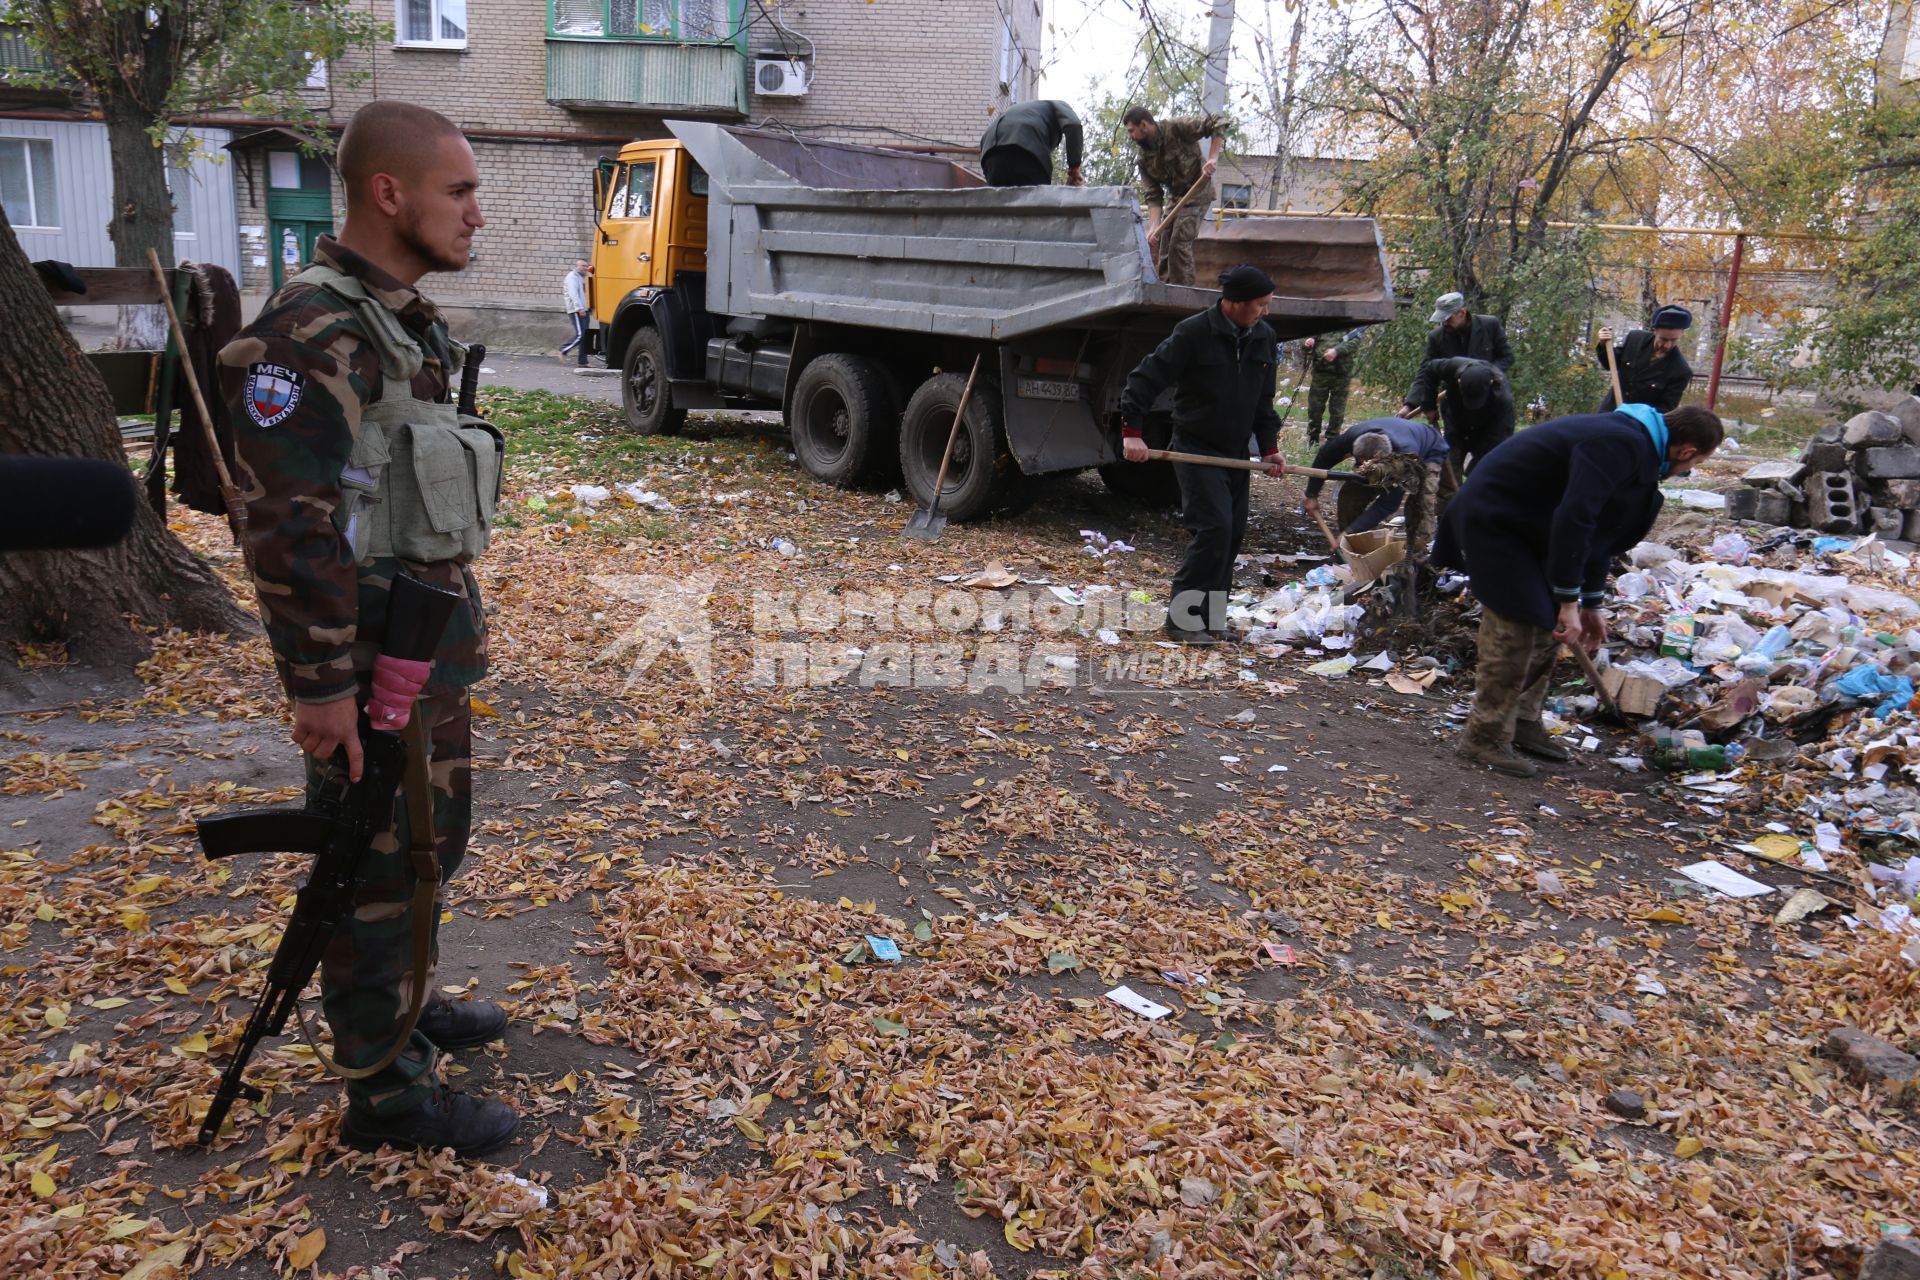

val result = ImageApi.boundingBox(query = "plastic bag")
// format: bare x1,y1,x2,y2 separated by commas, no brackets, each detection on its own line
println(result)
1707,532,1751,564
1832,664,1914,719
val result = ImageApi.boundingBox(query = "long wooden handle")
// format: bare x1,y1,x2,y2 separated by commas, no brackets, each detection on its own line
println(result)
1142,448,1355,481
926,354,983,518
1564,642,1622,718
148,248,253,573
1312,507,1341,551
1603,338,1626,408
1151,173,1212,273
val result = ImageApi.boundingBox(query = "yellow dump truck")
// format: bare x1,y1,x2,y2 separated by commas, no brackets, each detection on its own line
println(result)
590,122,1394,518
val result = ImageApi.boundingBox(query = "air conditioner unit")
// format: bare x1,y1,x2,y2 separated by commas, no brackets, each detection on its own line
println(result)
753,58,808,96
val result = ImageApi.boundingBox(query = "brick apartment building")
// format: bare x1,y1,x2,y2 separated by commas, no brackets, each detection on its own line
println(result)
2,0,1042,346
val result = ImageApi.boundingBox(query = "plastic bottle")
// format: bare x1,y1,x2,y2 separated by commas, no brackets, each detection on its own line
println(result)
772,538,798,558
1647,731,1745,771
1755,625,1792,658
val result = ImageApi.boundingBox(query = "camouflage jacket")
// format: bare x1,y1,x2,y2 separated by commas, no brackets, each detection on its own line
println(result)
217,236,487,704
1134,115,1224,209
1355,451,1430,494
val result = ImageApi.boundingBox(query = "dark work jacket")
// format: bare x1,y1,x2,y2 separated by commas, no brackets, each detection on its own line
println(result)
1433,412,1665,630
1304,417,1449,499
979,99,1084,171
1414,355,1517,449
1121,303,1282,456
1596,329,1692,412
1405,314,1514,406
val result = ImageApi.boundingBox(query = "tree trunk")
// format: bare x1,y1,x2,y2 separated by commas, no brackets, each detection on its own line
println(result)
0,205,251,673
102,12,176,353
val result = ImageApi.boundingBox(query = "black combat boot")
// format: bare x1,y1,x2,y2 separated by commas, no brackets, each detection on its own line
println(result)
342,1085,520,1159
417,997,509,1050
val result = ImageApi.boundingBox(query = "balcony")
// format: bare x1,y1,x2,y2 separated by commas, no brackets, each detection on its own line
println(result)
546,38,745,114
1,24,60,78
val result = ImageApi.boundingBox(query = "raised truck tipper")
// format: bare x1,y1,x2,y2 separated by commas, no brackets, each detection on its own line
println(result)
588,121,1394,520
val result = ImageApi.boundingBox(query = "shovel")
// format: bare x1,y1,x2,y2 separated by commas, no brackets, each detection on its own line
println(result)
1140,449,1358,482
903,353,983,540
1602,336,1626,409
1562,640,1625,721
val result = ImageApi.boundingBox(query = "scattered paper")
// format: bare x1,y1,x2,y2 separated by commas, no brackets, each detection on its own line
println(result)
959,562,1018,590
1774,888,1836,926
865,935,902,962
1679,860,1775,898
1262,941,1298,965
1104,985,1173,1020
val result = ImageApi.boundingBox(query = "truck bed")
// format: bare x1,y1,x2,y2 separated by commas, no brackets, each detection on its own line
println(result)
670,121,1394,343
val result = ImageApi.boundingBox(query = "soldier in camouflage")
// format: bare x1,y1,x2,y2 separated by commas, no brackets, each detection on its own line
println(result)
217,100,518,1160
1124,106,1225,287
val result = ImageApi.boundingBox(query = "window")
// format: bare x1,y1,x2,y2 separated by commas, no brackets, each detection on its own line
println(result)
687,162,708,197
1220,183,1252,210
610,160,657,218
167,151,195,238
0,137,57,229
305,56,329,89
399,0,467,48
550,0,740,41
268,150,331,190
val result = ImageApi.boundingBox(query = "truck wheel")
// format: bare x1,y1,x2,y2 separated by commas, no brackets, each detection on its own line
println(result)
1097,413,1179,507
621,327,685,436
899,371,1008,523
788,353,901,487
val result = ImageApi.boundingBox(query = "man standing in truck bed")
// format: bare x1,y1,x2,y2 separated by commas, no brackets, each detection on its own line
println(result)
979,100,1085,187
1124,106,1225,286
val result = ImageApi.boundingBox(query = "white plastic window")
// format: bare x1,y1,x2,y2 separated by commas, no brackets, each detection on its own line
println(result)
399,0,467,48
0,137,58,229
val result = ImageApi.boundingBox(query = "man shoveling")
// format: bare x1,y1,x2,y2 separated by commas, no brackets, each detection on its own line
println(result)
1302,417,1452,562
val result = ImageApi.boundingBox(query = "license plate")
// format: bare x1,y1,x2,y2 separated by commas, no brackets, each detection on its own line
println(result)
1016,377,1082,402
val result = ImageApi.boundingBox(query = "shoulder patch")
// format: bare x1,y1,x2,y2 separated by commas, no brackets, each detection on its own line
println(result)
244,363,304,428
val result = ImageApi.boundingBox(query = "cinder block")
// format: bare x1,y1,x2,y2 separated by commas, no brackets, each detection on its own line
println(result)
1858,445,1920,480
1870,478,1920,508
1808,471,1860,532
1845,411,1905,446
1741,460,1804,486
1801,441,1849,470
1724,487,1760,520
1906,509,1920,542
1870,506,1906,537
1753,491,1793,526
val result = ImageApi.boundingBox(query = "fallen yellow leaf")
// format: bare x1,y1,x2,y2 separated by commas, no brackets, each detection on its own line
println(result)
288,1227,327,1269
1675,1137,1704,1158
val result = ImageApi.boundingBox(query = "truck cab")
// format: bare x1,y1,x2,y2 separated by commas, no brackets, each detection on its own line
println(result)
592,140,714,433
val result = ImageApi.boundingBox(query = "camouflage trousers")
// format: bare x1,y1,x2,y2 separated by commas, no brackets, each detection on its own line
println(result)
1337,460,1443,561
1307,372,1350,440
1463,608,1557,749
1157,197,1208,286
305,682,472,1115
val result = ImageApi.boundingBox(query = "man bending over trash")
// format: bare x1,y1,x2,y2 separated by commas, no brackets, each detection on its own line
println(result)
1301,417,1452,561
1435,402,1723,778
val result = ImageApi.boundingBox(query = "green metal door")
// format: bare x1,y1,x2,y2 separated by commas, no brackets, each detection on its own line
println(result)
264,149,336,288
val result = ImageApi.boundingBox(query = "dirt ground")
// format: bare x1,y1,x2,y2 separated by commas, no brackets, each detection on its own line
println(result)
2,395,1915,1280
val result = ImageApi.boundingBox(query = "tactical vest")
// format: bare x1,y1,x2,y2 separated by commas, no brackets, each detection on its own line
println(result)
291,264,503,565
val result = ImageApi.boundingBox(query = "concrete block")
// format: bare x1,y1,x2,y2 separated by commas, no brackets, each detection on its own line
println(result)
1894,397,1920,445
1753,491,1793,526
1858,445,1920,480
1741,460,1803,486
1827,1026,1920,1103
1808,471,1861,532
1801,440,1849,470
1870,478,1920,508
1846,411,1905,446
1724,487,1759,520
1790,500,1809,527
1813,422,1846,445
1863,1237,1920,1280
1906,509,1920,542
1870,507,1906,537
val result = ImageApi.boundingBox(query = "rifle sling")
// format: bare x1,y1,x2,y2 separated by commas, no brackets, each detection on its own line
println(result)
298,708,441,1081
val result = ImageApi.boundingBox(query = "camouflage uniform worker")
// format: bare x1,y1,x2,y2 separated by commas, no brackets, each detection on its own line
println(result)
1301,328,1360,444
217,100,517,1160
1124,106,1225,286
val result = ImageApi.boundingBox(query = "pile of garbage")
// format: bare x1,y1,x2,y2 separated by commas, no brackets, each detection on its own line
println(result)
1595,529,1920,836
1727,397,1920,537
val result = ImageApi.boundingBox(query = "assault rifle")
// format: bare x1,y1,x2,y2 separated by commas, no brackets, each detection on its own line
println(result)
193,572,461,1145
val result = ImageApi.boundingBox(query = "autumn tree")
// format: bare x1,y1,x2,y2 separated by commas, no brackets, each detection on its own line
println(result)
1079,10,1244,189
0,205,250,672
1315,0,1874,413
7,0,376,346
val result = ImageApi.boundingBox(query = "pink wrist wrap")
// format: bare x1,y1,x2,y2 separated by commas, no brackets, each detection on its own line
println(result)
368,656,433,731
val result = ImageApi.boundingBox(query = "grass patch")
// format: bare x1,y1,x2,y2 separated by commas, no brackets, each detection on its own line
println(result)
1710,392,1830,459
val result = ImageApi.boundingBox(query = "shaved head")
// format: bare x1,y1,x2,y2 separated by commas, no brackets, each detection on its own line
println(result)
338,100,467,205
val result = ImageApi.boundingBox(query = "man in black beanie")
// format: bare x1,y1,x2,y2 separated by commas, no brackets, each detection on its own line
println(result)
1120,264,1286,643
1596,305,1694,412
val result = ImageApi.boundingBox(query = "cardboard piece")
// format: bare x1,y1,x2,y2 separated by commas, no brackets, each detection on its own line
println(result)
1339,528,1406,584
1598,666,1665,717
